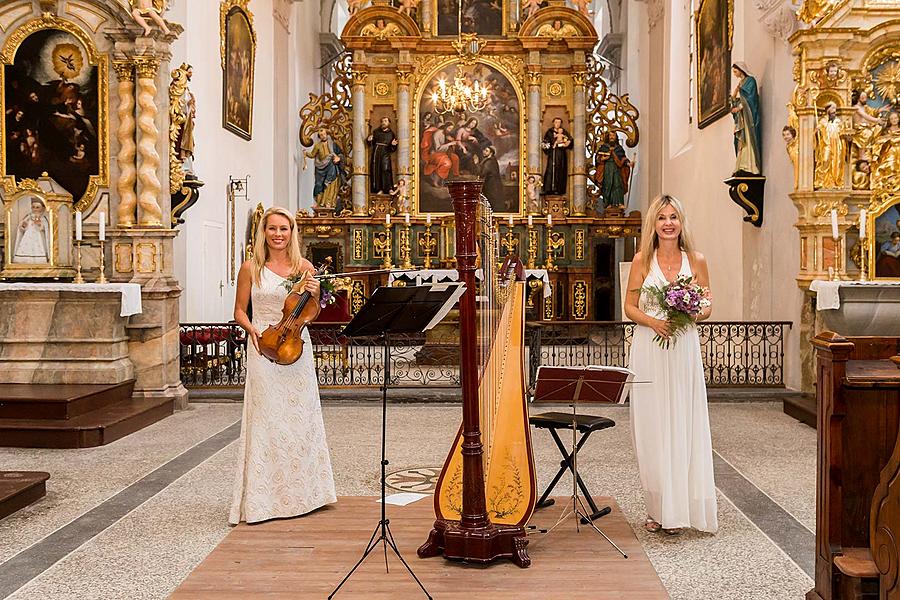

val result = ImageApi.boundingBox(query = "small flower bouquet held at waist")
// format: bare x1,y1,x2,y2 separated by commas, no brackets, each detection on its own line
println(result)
281,275,338,308
641,274,711,348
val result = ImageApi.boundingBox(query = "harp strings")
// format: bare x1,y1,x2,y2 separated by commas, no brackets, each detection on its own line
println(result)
477,196,501,462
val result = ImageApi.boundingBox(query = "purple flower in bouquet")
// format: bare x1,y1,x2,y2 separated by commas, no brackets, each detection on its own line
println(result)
641,274,711,348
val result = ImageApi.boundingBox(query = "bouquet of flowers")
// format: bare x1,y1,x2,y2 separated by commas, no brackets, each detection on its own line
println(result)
640,274,711,348
281,274,338,308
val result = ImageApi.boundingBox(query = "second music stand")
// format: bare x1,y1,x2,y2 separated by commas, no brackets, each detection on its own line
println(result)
532,365,634,558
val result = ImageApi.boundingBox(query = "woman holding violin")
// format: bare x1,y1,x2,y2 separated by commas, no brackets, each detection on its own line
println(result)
229,207,336,525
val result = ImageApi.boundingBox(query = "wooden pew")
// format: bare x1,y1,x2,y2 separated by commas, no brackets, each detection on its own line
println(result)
809,332,900,600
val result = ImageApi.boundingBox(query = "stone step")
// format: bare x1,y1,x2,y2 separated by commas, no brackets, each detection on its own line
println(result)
0,381,135,420
0,471,50,520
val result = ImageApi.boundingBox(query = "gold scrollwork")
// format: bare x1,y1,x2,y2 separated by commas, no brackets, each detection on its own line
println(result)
136,242,158,273
572,280,588,320
133,55,159,79
350,280,366,315
374,80,391,97
1,15,109,212
397,69,413,86
734,183,760,223
114,243,134,273
547,80,565,97
112,60,134,82
352,228,365,260
575,228,585,260
299,53,353,184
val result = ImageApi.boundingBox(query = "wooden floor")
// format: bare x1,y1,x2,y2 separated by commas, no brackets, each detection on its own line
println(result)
172,496,668,599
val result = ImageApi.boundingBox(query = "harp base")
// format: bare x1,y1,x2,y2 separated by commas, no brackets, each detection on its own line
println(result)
417,518,531,568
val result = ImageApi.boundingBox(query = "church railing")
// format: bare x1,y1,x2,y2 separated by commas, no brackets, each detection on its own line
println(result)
179,320,791,390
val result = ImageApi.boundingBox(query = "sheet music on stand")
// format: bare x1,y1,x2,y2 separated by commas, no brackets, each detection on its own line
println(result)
341,282,466,338
533,365,635,405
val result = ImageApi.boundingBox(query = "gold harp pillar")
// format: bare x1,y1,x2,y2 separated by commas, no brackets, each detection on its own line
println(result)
113,60,138,227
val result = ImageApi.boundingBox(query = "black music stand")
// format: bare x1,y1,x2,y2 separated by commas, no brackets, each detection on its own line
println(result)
329,283,465,600
532,365,633,559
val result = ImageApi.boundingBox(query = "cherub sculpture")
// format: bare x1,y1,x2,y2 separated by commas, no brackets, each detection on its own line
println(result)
390,177,411,214
572,0,591,16
348,0,369,15
522,0,543,19
398,0,420,17
131,0,171,37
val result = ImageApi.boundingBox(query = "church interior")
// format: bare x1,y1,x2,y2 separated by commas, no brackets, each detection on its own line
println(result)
0,0,899,598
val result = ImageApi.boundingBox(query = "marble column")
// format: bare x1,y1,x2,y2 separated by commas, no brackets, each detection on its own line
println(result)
527,69,541,178
351,70,367,215
133,56,164,227
420,0,432,33
113,60,138,227
572,70,587,215
397,69,412,182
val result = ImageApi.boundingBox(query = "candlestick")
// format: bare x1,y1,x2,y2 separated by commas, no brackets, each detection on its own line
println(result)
404,213,410,226
99,212,106,241
98,239,108,284
399,220,413,269
830,209,839,240
419,222,436,269
527,214,533,227
385,213,391,226
381,223,393,270
547,214,552,227
426,213,432,226
73,241,85,284
526,218,537,269
75,211,83,241
544,222,557,271
508,215,514,227
859,209,867,240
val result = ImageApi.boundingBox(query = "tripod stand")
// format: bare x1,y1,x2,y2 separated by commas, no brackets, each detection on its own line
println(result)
532,366,633,559
329,284,464,599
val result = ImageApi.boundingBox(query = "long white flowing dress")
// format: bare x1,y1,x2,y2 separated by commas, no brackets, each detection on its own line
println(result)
629,251,718,533
229,267,337,525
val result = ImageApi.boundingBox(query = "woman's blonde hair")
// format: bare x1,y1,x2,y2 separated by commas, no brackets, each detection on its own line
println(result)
638,194,696,275
251,207,305,285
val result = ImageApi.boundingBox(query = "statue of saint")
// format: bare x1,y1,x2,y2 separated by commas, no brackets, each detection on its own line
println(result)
173,64,196,175
367,117,398,194
782,126,799,189
541,117,572,196
814,102,845,189
598,131,631,209
730,63,762,176
870,110,900,196
304,127,345,211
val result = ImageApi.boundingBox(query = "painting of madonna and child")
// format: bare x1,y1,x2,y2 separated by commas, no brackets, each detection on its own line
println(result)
418,63,521,214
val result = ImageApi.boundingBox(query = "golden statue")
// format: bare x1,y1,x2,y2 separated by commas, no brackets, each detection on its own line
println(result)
814,102,845,189
870,111,900,200
360,18,402,40
536,20,579,39
798,0,839,24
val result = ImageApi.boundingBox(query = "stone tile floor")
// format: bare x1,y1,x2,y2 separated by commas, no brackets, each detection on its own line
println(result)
0,401,815,600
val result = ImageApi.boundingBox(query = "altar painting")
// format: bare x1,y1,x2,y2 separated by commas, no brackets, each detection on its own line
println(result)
418,62,521,214
436,0,504,36
873,202,900,280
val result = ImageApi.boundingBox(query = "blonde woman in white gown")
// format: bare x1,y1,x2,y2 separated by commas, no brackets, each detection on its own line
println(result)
229,207,337,524
624,195,718,535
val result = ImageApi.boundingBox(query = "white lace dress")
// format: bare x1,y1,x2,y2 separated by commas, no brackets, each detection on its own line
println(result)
628,251,718,533
229,267,337,524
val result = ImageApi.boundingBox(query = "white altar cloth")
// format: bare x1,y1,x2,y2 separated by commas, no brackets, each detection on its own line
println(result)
0,282,143,317
389,268,553,298
809,280,900,311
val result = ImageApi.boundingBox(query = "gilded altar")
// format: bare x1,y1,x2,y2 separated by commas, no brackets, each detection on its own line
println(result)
297,0,642,321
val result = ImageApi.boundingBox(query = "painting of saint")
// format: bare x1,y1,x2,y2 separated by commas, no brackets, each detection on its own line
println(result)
696,0,732,128
418,63,520,214
436,0,503,37
3,29,100,204
222,5,255,139
874,204,900,279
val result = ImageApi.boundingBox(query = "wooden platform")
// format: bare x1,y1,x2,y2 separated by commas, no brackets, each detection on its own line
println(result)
0,382,173,448
783,393,816,429
172,496,669,599
0,471,49,520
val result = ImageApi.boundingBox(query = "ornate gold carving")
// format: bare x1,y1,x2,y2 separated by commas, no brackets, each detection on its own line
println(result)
350,280,366,315
352,69,367,86
169,63,191,195
114,243,134,273
798,0,840,25
418,227,437,268
374,80,391,97
136,242,158,273
544,292,553,320
133,55,159,79
452,32,485,66
299,53,353,184
575,228,585,260
572,280,588,320
112,60,134,81
303,224,342,237
526,69,541,87
220,0,255,71
547,80,564,97
352,228,365,260
360,19,402,39
1,15,108,212
397,69,413,86
734,183,760,224
572,71,587,87
808,60,847,90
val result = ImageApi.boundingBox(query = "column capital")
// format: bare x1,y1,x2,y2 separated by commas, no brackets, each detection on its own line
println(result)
112,60,135,82
133,56,160,79
351,69,368,87
572,70,587,88
397,68,413,87
526,69,541,87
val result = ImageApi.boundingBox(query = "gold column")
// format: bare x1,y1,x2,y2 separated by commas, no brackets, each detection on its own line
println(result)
113,60,137,227
134,56,164,227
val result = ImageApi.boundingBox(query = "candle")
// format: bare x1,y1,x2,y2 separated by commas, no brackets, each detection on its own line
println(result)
508,215,514,227
830,209,839,240
426,214,432,226
99,211,106,241
385,213,391,226
405,213,410,225
528,215,533,227
860,209,867,239
547,214,552,227
75,211,82,241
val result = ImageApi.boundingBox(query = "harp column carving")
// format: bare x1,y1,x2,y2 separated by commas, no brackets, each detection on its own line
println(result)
397,68,412,178
134,56,164,227
351,69,368,215
527,69,541,175
113,60,138,227
572,70,587,215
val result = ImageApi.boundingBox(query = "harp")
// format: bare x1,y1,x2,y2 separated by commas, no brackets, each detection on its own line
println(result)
418,179,536,568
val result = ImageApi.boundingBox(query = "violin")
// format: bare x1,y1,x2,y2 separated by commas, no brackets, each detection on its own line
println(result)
257,257,332,365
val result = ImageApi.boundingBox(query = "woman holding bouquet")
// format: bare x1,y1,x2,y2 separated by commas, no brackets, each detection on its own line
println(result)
624,195,718,535
229,206,337,524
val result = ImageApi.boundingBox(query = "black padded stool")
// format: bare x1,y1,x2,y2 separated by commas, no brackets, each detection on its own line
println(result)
530,411,616,523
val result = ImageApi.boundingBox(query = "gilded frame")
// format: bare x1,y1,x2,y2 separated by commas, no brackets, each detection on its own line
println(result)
220,0,256,140
433,0,508,37
695,0,734,129
413,56,526,216
0,15,109,212
868,195,900,282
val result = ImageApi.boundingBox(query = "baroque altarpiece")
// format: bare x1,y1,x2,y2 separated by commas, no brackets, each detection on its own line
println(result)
297,0,641,322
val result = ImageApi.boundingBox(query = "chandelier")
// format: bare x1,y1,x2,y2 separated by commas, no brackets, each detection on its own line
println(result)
429,4,490,115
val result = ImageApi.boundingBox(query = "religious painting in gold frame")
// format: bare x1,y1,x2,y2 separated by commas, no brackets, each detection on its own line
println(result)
869,197,900,281
0,15,108,212
415,59,524,215
220,0,256,140
435,0,506,37
695,0,733,128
